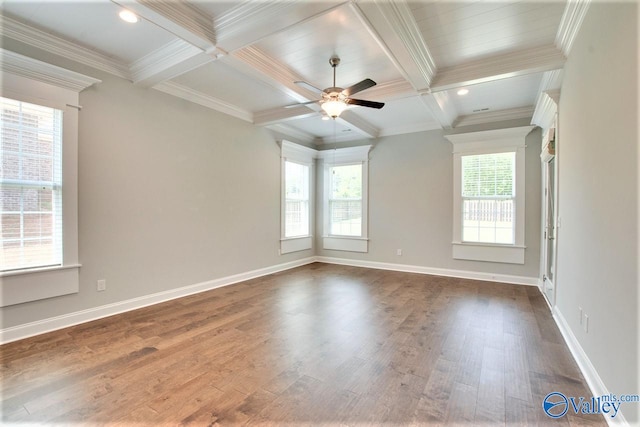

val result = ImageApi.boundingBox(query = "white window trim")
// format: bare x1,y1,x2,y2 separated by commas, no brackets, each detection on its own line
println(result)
0,50,100,306
445,126,533,264
319,145,371,253
280,141,317,254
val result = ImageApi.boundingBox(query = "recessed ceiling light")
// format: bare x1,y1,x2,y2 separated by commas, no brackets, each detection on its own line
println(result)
457,88,469,96
321,115,330,121
119,9,139,23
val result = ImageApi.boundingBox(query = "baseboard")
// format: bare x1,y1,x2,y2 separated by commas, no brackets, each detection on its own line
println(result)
0,256,316,345
552,307,629,426
315,256,538,286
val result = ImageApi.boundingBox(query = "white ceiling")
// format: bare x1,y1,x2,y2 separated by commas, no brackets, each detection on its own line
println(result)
0,0,573,145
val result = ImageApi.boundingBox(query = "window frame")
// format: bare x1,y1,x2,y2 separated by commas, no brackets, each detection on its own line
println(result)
446,126,533,264
280,141,317,255
319,145,371,253
0,50,99,306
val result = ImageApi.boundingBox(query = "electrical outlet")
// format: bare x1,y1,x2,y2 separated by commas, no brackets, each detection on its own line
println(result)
97,279,106,292
396,249,402,256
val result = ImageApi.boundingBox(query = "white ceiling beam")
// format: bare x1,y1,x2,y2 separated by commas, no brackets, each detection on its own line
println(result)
350,0,436,91
431,45,566,93
335,110,380,139
214,1,345,53
254,106,318,126
231,46,379,138
114,0,216,52
420,92,457,130
130,39,215,87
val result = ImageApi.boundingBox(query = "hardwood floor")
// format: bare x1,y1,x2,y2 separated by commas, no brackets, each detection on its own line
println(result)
1,263,605,426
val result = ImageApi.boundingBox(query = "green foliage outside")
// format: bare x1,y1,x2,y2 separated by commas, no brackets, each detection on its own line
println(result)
462,152,515,197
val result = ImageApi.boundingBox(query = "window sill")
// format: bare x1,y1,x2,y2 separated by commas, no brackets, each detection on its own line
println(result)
0,264,81,307
280,236,313,254
452,242,525,264
323,236,368,253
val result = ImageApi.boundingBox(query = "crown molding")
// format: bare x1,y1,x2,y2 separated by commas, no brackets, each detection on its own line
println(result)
454,106,535,128
124,0,216,51
532,91,560,131
555,0,591,56
267,123,317,145
431,44,565,92
445,125,535,149
153,81,252,123
351,0,435,91
0,48,101,92
130,39,212,87
378,121,441,138
0,14,130,79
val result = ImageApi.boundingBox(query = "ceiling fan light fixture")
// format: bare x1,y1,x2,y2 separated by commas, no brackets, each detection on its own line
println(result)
321,100,347,119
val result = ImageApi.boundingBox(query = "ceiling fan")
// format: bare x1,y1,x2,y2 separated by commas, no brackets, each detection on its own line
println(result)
289,56,385,119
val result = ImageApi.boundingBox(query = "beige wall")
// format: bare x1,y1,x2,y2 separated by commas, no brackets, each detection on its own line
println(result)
316,121,542,280
556,2,638,422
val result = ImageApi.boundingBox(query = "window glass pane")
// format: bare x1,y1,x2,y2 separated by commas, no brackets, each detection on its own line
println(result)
461,152,516,245
330,164,362,199
330,200,362,236
1,96,63,271
284,161,309,237
462,199,514,244
462,152,515,197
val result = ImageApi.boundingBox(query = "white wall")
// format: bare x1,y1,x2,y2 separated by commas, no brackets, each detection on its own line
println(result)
315,120,542,281
0,47,312,330
556,2,638,423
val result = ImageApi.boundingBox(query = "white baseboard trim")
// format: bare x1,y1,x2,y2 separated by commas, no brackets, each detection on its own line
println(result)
315,256,538,286
552,307,629,426
0,256,316,345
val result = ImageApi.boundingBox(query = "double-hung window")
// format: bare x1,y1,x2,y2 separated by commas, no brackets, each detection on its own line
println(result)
321,145,370,253
446,126,533,264
280,141,315,254
1,97,63,271
1,50,98,307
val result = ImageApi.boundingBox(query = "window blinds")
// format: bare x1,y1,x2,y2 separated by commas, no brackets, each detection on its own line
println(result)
1,96,63,271
284,161,309,237
461,152,515,244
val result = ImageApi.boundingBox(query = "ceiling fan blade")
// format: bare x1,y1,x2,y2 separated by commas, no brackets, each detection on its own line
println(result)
346,98,385,109
294,81,323,94
342,78,376,96
284,100,318,108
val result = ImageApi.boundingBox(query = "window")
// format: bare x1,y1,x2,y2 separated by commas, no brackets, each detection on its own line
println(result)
284,160,310,238
1,50,98,307
321,145,371,253
1,97,63,271
445,126,533,264
461,152,515,244
280,141,316,254
329,163,363,236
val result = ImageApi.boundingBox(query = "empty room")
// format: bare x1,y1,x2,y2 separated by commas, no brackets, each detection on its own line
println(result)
1,0,638,425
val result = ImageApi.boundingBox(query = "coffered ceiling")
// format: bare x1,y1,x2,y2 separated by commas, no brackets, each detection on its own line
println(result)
0,0,589,145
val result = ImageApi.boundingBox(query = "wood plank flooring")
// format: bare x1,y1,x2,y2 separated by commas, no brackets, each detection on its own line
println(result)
1,263,606,426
